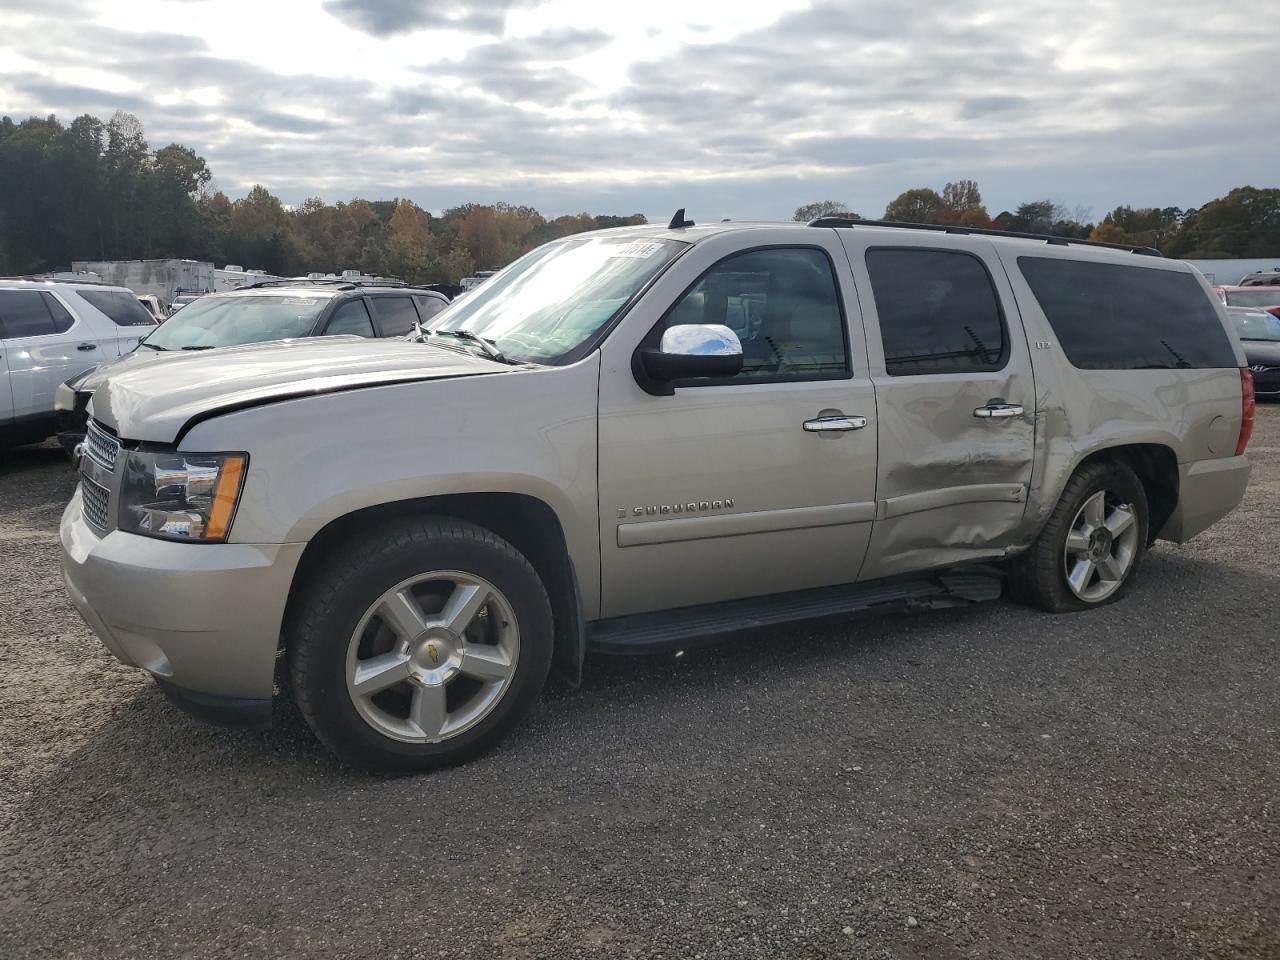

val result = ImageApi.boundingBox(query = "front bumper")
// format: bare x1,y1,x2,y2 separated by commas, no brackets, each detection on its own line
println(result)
60,489,305,710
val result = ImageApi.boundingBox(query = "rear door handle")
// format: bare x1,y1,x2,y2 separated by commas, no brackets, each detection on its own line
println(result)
803,415,868,432
76,342,98,352
974,401,1024,419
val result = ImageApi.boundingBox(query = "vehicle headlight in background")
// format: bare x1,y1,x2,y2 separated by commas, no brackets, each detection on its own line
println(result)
53,382,77,412
118,450,248,542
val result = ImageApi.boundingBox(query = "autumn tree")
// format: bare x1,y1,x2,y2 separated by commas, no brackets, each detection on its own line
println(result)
938,180,990,226
457,205,504,268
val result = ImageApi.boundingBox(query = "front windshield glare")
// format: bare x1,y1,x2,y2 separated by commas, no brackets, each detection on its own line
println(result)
430,236,686,362
1233,310,1280,341
143,295,330,350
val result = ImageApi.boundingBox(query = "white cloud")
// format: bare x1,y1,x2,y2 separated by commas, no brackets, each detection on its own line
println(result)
0,0,1275,220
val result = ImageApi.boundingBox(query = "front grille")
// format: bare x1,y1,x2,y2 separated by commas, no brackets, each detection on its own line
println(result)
80,474,111,530
84,420,120,471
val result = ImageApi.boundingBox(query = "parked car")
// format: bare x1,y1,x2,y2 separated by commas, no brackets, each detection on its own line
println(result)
60,218,1252,772
53,279,451,451
1214,284,1280,317
1238,270,1280,287
1227,305,1280,398
0,279,155,449
136,294,169,324
168,293,205,313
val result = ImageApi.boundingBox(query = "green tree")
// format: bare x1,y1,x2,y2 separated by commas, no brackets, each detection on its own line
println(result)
793,200,856,222
883,188,946,224
1164,187,1280,258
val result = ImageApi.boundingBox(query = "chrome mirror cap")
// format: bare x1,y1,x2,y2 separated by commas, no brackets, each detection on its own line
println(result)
659,324,743,357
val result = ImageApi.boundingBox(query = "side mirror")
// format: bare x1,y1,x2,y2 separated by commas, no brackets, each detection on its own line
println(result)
636,324,744,394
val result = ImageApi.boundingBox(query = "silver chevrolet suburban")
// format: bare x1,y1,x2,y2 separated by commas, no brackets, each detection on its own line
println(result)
60,216,1254,772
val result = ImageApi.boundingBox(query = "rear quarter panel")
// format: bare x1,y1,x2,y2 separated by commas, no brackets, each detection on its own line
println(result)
996,247,1247,538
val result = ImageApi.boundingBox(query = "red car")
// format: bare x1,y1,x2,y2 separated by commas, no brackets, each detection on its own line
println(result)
1214,285,1280,318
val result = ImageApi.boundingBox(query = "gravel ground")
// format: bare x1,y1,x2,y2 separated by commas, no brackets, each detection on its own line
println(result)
1,410,1277,960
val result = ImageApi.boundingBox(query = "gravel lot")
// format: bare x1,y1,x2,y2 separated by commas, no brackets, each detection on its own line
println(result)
1,409,1277,960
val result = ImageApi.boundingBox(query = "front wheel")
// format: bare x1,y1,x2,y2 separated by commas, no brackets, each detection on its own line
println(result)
288,517,554,772
1009,460,1149,612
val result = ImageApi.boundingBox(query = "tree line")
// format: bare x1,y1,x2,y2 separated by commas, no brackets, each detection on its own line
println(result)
0,111,646,283
794,180,1280,258
3,111,1276,284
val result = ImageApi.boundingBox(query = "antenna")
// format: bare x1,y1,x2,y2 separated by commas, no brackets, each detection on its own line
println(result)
667,208,695,229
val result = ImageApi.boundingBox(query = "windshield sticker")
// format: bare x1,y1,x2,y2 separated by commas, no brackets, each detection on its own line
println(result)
609,241,664,259
279,298,319,305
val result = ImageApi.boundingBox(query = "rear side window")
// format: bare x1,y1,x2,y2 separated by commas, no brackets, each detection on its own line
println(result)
865,248,1007,375
1018,257,1237,370
0,290,58,338
369,296,420,337
77,289,156,326
325,298,375,337
413,294,447,323
43,294,76,332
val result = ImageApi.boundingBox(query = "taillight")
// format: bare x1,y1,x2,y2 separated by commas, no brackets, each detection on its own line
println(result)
1237,367,1255,456
1266,306,1280,319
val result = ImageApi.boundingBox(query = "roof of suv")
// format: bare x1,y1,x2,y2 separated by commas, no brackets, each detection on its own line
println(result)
0,277,137,294
586,217,1164,260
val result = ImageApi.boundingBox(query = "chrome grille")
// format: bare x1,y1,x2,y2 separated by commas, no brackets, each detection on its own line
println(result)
85,420,120,471
80,474,111,530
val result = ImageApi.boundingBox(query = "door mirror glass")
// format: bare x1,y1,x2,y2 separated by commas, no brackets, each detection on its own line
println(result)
640,324,744,385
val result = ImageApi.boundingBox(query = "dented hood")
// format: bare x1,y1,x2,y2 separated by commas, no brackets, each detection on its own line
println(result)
89,337,511,443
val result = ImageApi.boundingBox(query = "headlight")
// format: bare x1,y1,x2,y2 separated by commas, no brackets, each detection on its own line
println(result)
119,450,248,542
54,382,78,412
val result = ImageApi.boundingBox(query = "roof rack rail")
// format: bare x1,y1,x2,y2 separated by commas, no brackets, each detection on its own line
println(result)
807,217,1163,257
243,277,409,290
0,274,116,285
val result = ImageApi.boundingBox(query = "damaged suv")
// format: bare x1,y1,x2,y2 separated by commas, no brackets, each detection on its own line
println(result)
61,216,1253,771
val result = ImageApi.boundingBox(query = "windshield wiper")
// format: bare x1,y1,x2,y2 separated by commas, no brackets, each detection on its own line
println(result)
138,342,167,351
429,328,512,364
181,345,216,351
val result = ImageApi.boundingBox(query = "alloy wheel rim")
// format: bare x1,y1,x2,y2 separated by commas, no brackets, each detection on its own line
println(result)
1062,490,1139,603
344,570,520,744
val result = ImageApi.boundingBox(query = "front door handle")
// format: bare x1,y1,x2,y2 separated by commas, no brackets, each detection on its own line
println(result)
803,415,868,432
974,401,1024,419
76,342,98,352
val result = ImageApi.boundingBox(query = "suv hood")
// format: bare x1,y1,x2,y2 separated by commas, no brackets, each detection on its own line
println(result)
72,345,170,392
90,337,514,443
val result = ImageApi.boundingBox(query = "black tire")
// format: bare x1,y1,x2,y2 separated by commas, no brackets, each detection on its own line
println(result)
287,516,553,773
1008,460,1149,613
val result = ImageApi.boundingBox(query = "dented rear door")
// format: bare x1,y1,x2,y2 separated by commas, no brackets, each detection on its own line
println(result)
837,232,1036,580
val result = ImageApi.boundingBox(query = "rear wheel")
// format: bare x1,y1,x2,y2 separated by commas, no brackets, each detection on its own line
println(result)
1009,460,1149,612
288,517,553,772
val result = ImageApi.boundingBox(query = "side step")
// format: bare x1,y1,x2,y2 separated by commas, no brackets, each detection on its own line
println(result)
586,566,1003,655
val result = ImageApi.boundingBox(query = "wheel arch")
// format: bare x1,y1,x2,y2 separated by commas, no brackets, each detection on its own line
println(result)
281,492,586,687
1064,442,1179,544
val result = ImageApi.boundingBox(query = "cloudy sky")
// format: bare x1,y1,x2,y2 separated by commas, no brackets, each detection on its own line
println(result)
1,0,1275,221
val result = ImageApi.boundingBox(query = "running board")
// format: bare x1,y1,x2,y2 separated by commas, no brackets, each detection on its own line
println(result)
587,566,1004,655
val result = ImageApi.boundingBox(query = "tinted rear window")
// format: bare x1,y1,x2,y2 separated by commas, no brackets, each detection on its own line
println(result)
0,290,57,338
78,289,156,326
865,248,1007,375
1017,257,1236,370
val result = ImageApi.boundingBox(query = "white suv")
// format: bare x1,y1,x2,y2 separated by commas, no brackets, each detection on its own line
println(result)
0,279,155,449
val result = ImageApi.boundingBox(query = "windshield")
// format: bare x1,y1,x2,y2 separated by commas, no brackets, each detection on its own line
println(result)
1232,309,1280,341
142,294,330,349
428,236,687,362
1225,289,1280,307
